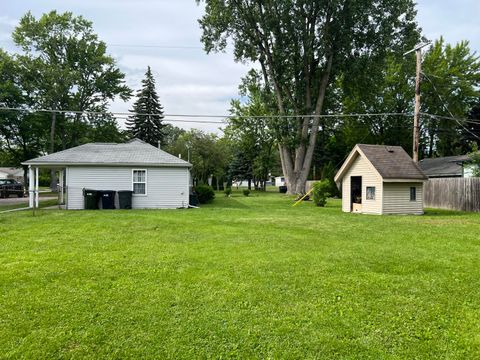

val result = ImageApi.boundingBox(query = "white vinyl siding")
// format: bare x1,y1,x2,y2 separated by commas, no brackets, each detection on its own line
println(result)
341,154,383,214
382,182,424,215
66,166,189,209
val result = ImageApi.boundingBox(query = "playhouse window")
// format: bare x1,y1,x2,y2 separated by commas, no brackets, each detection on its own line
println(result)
366,186,376,200
410,187,416,201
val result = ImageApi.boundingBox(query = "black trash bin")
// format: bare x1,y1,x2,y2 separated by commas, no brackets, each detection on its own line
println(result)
99,190,116,209
189,193,199,207
279,185,288,194
118,190,133,209
83,189,99,209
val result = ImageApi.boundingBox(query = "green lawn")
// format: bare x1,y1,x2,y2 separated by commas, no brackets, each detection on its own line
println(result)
1,191,479,358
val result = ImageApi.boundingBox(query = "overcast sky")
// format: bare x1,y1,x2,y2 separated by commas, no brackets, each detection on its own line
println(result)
1,0,479,132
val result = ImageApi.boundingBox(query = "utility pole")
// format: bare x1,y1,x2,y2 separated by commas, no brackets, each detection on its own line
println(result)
404,42,431,163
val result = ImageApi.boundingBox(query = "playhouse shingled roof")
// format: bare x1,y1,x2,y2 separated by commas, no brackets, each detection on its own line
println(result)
335,144,427,182
22,139,191,167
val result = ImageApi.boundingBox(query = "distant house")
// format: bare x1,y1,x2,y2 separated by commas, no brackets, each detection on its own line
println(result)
274,176,286,187
419,155,475,178
0,167,24,183
334,144,428,215
22,139,192,210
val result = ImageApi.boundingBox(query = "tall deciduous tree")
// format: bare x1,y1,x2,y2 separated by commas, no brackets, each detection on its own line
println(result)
162,124,186,150
12,11,131,188
421,38,480,157
461,102,480,152
168,129,231,187
225,71,278,190
198,0,419,194
0,49,47,183
126,66,166,147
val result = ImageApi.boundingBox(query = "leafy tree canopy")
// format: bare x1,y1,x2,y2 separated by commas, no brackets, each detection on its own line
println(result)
198,0,420,194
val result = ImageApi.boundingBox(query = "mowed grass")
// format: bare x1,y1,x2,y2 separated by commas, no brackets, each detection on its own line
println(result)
0,191,479,359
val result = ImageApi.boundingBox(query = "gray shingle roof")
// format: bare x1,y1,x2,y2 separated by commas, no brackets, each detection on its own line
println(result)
22,139,191,167
357,144,427,180
419,155,469,177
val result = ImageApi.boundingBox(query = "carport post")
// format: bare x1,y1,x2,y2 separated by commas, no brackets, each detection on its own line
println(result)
28,165,34,208
59,169,64,205
35,167,39,208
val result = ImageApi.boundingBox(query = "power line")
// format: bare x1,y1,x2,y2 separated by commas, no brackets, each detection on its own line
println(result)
420,112,480,125
0,40,227,51
108,44,205,50
0,106,412,120
114,116,225,125
2,105,479,126
0,106,475,134
421,72,480,140
2,105,479,127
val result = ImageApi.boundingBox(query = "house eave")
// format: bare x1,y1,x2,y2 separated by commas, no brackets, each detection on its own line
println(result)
21,161,192,168
383,178,428,183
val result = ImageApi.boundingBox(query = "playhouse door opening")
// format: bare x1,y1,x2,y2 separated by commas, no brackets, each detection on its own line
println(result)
351,176,362,212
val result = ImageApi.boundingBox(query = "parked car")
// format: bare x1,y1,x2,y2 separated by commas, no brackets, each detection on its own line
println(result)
0,179,25,198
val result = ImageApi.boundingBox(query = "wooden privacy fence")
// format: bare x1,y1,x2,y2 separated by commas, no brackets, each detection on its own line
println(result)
424,178,480,212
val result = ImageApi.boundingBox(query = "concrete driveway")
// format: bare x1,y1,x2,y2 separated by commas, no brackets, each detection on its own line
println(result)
0,196,57,206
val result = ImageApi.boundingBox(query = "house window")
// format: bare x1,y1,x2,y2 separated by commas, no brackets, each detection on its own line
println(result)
132,169,147,195
410,186,416,201
366,186,376,200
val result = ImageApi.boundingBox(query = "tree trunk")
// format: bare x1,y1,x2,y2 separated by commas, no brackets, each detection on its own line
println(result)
23,166,28,188
428,131,435,157
282,54,333,195
50,112,58,192
72,113,81,146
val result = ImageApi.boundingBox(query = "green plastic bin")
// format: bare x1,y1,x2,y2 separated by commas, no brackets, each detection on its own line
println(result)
118,190,133,209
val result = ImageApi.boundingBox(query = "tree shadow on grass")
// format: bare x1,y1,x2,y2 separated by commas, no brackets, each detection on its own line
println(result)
424,208,472,216
205,197,250,209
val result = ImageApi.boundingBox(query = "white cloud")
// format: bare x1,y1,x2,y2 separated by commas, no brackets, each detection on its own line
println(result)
0,15,18,27
0,15,18,45
417,0,480,52
110,47,249,132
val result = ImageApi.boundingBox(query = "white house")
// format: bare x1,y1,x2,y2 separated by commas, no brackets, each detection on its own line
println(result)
0,167,24,183
22,139,191,209
419,155,477,178
274,176,286,187
334,144,428,215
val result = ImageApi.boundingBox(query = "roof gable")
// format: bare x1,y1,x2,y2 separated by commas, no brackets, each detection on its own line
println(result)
22,138,191,167
334,145,381,183
335,144,427,182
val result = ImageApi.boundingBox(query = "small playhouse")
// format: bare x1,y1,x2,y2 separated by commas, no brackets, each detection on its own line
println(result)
334,144,428,215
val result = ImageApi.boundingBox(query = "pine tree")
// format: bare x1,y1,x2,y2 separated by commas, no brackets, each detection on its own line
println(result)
126,66,165,146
